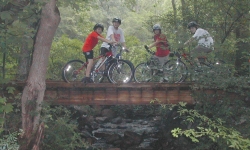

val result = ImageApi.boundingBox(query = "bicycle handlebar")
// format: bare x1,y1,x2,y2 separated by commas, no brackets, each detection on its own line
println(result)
108,43,130,53
144,45,155,55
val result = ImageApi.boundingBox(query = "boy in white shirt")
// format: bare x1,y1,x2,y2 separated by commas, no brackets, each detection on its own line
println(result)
100,18,127,57
184,21,214,66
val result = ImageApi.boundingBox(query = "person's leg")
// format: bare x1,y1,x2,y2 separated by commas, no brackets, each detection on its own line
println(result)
83,51,94,82
86,59,93,77
192,46,203,67
157,56,169,68
192,45,212,67
196,45,212,63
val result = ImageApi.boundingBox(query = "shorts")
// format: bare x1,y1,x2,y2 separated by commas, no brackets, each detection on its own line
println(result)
83,50,93,62
191,45,212,58
152,55,169,67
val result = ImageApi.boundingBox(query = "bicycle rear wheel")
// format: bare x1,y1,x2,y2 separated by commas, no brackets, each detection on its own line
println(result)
62,60,86,83
134,63,153,83
163,60,188,83
107,59,134,83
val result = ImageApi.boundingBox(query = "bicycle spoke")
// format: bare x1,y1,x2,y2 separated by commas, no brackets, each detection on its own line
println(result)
108,60,133,83
134,63,153,83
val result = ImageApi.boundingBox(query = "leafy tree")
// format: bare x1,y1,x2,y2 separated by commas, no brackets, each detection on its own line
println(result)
41,105,89,150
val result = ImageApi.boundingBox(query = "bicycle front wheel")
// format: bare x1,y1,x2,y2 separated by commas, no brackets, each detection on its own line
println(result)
107,59,134,83
163,60,188,83
62,60,86,83
134,63,153,83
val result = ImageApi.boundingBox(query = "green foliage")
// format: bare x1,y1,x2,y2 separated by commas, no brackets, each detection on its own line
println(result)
0,80,19,149
0,83,14,133
56,6,91,39
48,35,83,80
171,102,250,150
41,105,89,150
0,131,19,150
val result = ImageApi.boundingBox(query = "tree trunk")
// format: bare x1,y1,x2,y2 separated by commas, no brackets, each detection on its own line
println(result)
180,0,188,22
19,0,60,149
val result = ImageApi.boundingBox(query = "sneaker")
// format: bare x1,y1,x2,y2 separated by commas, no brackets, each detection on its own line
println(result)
81,77,93,83
88,78,94,83
81,77,88,83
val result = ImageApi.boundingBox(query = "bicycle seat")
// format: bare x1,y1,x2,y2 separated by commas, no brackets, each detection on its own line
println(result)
105,51,112,57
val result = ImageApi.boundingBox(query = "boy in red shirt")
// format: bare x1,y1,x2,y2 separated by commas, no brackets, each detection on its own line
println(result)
147,24,170,64
82,23,115,83
145,24,170,82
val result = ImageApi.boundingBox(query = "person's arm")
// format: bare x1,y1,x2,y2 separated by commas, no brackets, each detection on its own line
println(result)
148,42,157,49
184,37,194,46
149,34,168,49
97,36,116,44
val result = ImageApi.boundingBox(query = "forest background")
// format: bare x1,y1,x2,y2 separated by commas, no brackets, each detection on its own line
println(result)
1,0,250,80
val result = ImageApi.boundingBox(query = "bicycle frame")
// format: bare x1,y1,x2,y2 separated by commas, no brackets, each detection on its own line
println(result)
172,51,211,67
70,51,112,77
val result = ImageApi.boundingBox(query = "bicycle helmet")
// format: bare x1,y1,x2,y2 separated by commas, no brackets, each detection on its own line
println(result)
153,24,161,31
112,18,121,24
187,21,199,29
93,23,104,31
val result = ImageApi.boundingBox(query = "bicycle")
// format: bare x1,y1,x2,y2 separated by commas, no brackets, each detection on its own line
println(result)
62,44,134,83
163,48,230,83
133,45,169,83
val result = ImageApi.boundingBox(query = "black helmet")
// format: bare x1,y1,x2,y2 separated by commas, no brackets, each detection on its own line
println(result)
187,21,199,29
112,18,121,24
93,23,104,31
153,24,161,31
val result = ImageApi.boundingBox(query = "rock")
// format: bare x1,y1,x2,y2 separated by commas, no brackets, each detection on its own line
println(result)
81,130,92,138
125,119,133,123
141,121,148,125
105,134,121,144
117,125,127,129
85,137,97,145
111,117,123,124
91,122,100,130
93,131,112,138
95,117,109,123
120,131,143,149
102,109,116,118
